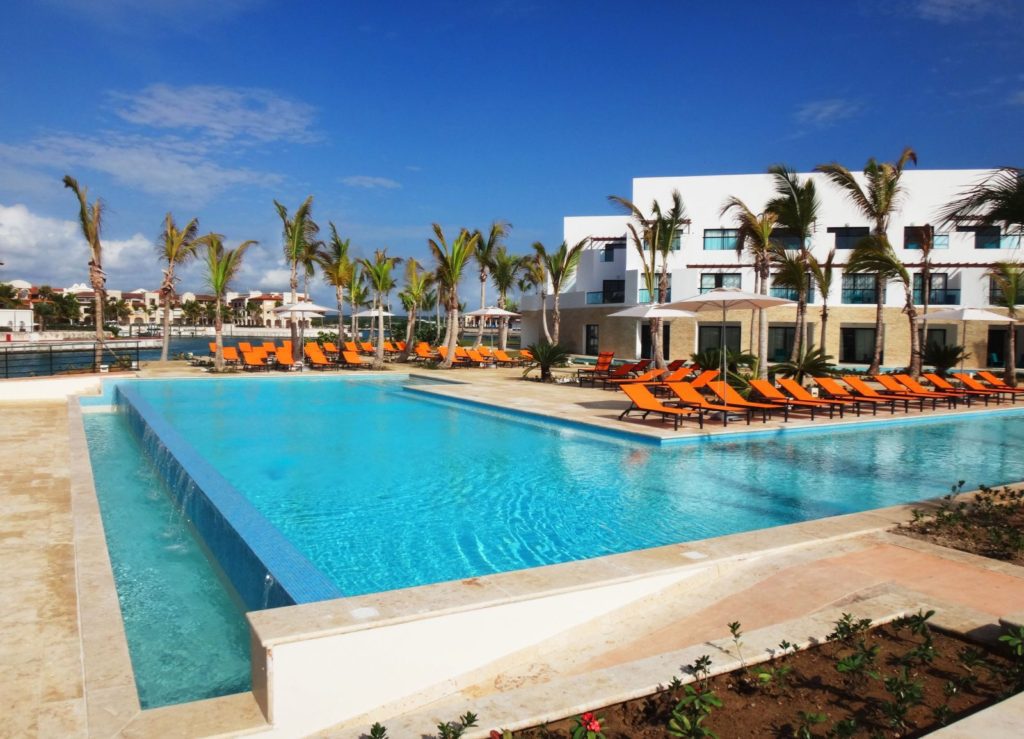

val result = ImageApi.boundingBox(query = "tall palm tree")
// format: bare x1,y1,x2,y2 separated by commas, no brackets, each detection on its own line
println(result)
844,239,921,376
62,175,106,365
809,248,837,356
938,167,1024,237
201,234,257,370
533,239,587,346
317,222,353,340
348,266,369,340
181,299,202,328
155,213,200,361
609,191,687,368
765,166,821,361
770,245,812,357
985,261,1023,385
816,147,917,373
721,197,777,378
359,249,401,368
520,255,551,343
472,221,511,347
428,224,479,368
274,196,319,350
398,259,433,361
490,246,527,351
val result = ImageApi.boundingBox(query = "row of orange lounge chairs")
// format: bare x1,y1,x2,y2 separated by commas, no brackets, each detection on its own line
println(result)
207,341,533,371
615,366,1021,430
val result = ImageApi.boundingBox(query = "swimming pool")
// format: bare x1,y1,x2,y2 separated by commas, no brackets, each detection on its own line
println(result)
121,375,1024,597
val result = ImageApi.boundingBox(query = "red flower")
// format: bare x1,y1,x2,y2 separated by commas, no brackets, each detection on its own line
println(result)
587,719,602,732
581,712,595,723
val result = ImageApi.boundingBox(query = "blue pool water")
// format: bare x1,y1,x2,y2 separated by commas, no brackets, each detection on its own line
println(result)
125,376,1024,597
84,413,251,707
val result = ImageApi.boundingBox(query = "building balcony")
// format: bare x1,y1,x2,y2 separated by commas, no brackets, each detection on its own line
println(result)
585,291,624,305
637,288,671,303
913,288,960,306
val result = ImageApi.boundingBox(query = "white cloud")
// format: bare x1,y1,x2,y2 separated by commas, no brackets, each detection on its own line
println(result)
341,175,402,190
256,268,292,289
794,98,863,127
914,0,1010,23
111,84,318,144
0,202,153,288
0,133,282,205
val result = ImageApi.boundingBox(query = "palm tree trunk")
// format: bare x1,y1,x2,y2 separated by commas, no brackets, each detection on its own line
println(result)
289,266,299,353
401,307,416,362
869,274,885,374
905,294,921,378
434,300,442,344
498,292,509,351
539,289,552,344
442,298,459,368
214,296,224,371
819,301,829,354
552,294,561,345
91,264,105,369
160,290,172,362
336,287,344,346
649,316,662,365
374,305,385,368
475,275,486,347
1006,322,1017,386
789,290,806,363
757,265,769,379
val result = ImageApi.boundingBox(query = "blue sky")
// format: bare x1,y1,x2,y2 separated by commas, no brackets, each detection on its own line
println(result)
0,0,1022,302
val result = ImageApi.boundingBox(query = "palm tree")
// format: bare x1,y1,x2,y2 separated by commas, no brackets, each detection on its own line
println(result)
809,248,837,356
180,299,202,328
155,213,200,361
938,167,1024,238
0,283,21,308
472,221,511,347
609,191,687,368
317,222,354,340
274,196,319,351
769,245,812,361
348,266,369,340
765,166,821,361
62,175,106,365
520,255,551,343
985,261,1023,385
398,259,433,361
533,239,587,346
201,234,256,370
844,238,922,376
428,224,479,368
490,246,526,351
721,197,777,378
359,249,401,368
816,147,917,373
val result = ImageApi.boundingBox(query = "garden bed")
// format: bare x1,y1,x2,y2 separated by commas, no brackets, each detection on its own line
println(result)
505,612,1023,738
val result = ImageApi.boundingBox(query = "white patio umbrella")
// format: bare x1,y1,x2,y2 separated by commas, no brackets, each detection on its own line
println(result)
353,308,394,318
921,306,1018,372
272,301,330,319
607,304,697,319
664,287,794,379
465,307,520,346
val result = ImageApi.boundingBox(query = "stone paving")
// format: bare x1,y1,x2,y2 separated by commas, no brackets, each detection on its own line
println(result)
1,365,1023,737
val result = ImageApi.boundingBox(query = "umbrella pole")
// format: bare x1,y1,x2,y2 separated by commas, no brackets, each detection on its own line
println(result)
721,304,727,382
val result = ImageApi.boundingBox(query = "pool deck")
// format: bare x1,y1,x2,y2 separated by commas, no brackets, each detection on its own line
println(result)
1,363,1023,736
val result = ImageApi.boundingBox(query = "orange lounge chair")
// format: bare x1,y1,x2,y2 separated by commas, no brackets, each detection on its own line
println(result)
274,346,299,370
477,346,498,360
618,383,704,430
923,373,1000,404
305,343,338,370
359,341,375,354
241,350,269,371
465,349,491,366
221,346,241,365
576,351,615,382
396,341,407,352
813,376,897,414
872,375,952,410
322,342,340,355
893,374,968,406
648,366,697,395
842,376,916,412
413,344,437,362
586,360,636,388
344,341,360,353
340,350,369,368
776,378,859,416
707,381,788,422
688,369,720,389
208,342,218,356
666,359,687,372
663,381,753,426
238,342,253,353
492,349,522,366
436,346,469,366
518,349,535,362
976,371,1024,396
604,368,668,390
749,380,836,419
953,373,1020,402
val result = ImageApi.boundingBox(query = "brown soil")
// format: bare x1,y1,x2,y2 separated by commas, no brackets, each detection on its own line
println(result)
509,623,1019,738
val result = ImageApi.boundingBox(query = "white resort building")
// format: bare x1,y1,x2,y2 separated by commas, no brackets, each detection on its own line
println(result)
520,169,1023,370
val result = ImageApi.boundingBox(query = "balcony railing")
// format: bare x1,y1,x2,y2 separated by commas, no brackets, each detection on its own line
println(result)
586,291,624,305
769,287,815,304
842,288,878,304
913,288,960,306
637,288,671,303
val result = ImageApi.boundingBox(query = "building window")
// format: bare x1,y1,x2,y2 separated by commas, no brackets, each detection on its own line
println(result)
601,240,625,262
959,225,1002,249
638,287,671,303
700,273,741,293
697,325,741,354
840,327,879,364
703,228,739,251
989,277,1024,306
771,228,803,250
841,274,879,304
602,279,624,304
903,225,933,250
769,279,815,304
585,324,600,355
912,273,959,305
828,226,870,250
767,326,795,362
643,231,684,251
923,327,947,350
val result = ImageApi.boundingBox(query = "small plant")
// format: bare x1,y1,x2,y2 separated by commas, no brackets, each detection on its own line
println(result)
684,654,714,692
752,663,793,694
791,710,827,739
727,621,745,666
879,668,924,731
998,623,1024,690
923,342,970,376
667,684,723,738
827,718,859,738
437,712,479,739
367,722,389,739
931,704,954,726
835,643,880,690
570,711,606,739
523,341,571,382
828,613,873,646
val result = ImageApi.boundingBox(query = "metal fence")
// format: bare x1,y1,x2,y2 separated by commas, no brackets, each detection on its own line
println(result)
0,341,141,379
